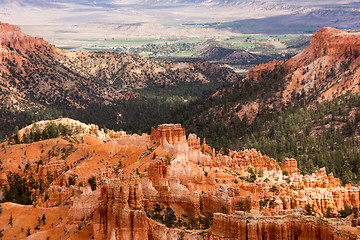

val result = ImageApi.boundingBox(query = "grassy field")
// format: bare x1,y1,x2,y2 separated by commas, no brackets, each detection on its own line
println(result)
174,51,196,57
59,33,303,51
57,33,308,65
222,34,302,49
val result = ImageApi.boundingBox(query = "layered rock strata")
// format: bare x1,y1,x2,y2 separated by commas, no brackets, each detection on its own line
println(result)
210,212,360,240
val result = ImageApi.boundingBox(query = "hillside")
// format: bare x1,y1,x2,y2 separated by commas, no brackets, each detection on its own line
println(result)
197,46,272,65
0,22,239,110
0,22,122,109
183,27,360,127
0,21,241,139
0,119,360,239
248,27,360,104
173,27,360,185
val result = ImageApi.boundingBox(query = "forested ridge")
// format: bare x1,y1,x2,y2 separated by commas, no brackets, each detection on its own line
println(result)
169,66,360,185
3,69,360,186
181,90,360,185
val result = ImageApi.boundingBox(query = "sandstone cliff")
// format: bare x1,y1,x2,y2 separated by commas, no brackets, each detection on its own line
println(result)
247,27,360,106
210,212,360,240
208,27,360,123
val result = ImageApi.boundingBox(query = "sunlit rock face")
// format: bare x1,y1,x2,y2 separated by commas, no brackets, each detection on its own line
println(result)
150,124,187,145
210,212,360,240
245,27,360,123
1,121,360,239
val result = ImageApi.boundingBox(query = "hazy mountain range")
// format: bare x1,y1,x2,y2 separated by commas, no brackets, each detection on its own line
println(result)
0,0,358,47
2,0,359,25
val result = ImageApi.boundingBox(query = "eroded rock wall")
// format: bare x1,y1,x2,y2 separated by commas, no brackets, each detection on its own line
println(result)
210,213,360,240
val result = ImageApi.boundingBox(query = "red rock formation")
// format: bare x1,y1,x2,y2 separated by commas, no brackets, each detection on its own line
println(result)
148,159,169,181
147,159,170,202
247,59,284,83
243,27,360,123
201,138,215,156
43,185,82,207
150,124,186,145
210,213,360,240
289,27,360,67
281,158,300,175
1,120,360,239
0,22,55,76
93,175,147,240
147,218,205,240
231,149,280,171
188,133,201,149
0,22,50,53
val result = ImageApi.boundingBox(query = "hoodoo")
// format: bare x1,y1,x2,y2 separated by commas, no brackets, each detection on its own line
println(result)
0,120,359,239
150,124,187,145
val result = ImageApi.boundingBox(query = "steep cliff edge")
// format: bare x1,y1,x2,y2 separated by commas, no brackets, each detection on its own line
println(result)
210,212,360,240
203,27,360,124
247,27,360,105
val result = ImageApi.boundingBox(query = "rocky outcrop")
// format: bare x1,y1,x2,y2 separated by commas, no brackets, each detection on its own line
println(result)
295,27,360,64
247,27,360,107
247,59,284,83
93,175,147,240
150,124,187,145
281,158,300,175
0,22,125,109
148,159,169,181
19,118,122,142
0,22,50,55
188,133,201,150
231,149,280,171
43,185,82,207
210,212,360,240
148,219,206,240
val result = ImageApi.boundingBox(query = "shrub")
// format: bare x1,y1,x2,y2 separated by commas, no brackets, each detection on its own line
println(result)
247,168,257,182
259,199,268,210
258,169,264,177
235,201,249,213
88,176,97,191
68,175,76,186
305,204,315,216
44,193,49,202
220,205,229,214
41,214,46,225
153,203,162,213
8,215,13,226
201,215,211,229
338,205,352,218
269,185,278,194
325,207,336,218
2,172,32,205
164,207,176,228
